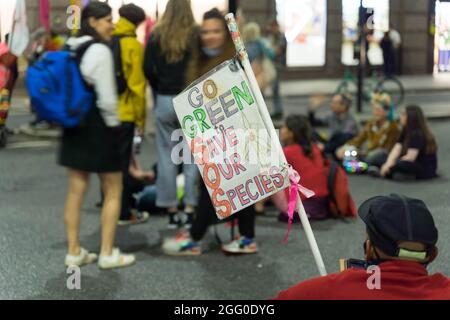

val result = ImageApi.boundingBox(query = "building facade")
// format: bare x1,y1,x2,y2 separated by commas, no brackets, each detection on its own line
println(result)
25,0,439,78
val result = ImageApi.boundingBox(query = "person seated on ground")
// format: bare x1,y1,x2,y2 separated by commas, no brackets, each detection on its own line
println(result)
336,93,401,170
275,194,450,300
377,105,438,181
278,114,331,221
308,93,359,156
98,152,154,224
126,154,155,215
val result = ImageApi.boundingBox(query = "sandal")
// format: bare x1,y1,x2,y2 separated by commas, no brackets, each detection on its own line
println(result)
65,248,98,267
98,248,136,270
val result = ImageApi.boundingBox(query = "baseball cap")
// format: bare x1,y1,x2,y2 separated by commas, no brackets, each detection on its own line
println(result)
358,194,438,261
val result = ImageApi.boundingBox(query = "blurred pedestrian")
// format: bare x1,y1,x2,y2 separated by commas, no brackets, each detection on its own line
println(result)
267,20,287,120
112,3,149,226
61,2,135,269
162,8,258,256
242,22,276,93
143,0,199,229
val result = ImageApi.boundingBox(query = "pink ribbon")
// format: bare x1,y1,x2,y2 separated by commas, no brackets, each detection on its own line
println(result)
283,165,315,243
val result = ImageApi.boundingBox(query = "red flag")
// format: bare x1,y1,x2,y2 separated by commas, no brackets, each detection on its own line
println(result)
40,0,50,30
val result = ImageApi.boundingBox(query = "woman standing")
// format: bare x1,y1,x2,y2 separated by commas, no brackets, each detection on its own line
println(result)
162,8,258,256
61,2,135,269
380,105,438,180
143,0,199,229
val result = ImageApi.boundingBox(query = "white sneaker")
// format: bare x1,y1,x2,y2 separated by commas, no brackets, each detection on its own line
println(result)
98,248,136,270
65,248,98,267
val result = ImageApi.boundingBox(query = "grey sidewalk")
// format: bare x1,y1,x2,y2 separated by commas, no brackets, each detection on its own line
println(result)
267,74,450,98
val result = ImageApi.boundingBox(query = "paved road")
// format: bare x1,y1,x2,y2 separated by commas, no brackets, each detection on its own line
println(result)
0,99,449,300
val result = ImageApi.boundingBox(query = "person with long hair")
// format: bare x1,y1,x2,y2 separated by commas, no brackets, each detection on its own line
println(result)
61,2,135,269
162,8,258,256
280,115,330,220
143,0,199,229
380,105,438,180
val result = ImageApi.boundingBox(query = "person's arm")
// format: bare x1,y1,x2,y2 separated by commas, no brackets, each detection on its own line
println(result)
81,44,119,127
126,41,146,130
308,94,328,127
381,143,402,177
400,149,419,162
143,36,158,91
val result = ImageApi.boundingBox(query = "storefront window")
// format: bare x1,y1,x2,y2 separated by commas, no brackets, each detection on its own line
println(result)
0,0,16,41
276,0,327,67
435,0,450,72
105,0,227,23
101,0,227,43
342,0,389,66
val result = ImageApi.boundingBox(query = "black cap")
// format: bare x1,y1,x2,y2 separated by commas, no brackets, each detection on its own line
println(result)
358,194,438,260
119,4,146,26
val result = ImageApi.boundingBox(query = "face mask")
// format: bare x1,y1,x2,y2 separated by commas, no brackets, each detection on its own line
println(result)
202,46,222,57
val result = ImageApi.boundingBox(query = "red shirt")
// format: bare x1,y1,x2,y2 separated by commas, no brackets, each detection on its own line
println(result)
283,144,329,199
275,260,450,300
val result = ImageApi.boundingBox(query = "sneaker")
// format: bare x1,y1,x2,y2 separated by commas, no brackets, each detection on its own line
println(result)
98,248,136,270
162,231,201,256
222,237,258,255
65,248,98,267
118,211,149,226
167,212,181,230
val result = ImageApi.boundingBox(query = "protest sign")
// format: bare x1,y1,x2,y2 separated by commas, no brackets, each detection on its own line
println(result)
173,59,290,220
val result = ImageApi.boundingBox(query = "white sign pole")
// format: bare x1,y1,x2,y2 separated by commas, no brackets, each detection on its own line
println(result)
225,13,327,276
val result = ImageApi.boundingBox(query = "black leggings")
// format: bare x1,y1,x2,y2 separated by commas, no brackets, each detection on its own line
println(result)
190,183,256,242
389,160,428,180
119,122,136,220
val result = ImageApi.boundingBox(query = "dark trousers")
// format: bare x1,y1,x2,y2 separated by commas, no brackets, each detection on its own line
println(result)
119,122,135,220
389,160,432,180
324,132,355,156
190,183,256,242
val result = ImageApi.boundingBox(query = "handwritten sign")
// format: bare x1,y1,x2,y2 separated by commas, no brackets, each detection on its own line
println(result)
173,59,289,219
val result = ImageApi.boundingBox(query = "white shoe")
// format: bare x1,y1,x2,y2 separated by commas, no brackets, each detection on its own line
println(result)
65,248,98,267
98,248,136,270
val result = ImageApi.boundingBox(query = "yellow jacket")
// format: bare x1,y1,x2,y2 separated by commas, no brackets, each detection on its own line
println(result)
112,18,146,129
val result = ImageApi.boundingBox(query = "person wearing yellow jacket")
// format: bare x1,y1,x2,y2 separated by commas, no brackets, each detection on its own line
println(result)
112,4,148,225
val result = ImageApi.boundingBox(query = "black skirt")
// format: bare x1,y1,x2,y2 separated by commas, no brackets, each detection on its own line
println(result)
59,105,121,173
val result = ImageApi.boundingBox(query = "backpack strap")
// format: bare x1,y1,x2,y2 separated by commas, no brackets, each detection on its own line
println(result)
73,39,97,63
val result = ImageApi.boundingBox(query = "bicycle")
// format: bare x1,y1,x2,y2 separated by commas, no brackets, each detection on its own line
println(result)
335,67,405,107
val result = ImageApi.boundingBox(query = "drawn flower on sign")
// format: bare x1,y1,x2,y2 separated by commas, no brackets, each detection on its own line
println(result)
241,111,272,170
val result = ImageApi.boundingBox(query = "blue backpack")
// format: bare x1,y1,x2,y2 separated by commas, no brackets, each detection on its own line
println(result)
26,40,96,128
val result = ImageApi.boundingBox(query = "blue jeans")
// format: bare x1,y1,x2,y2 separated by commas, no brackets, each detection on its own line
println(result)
154,94,199,208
